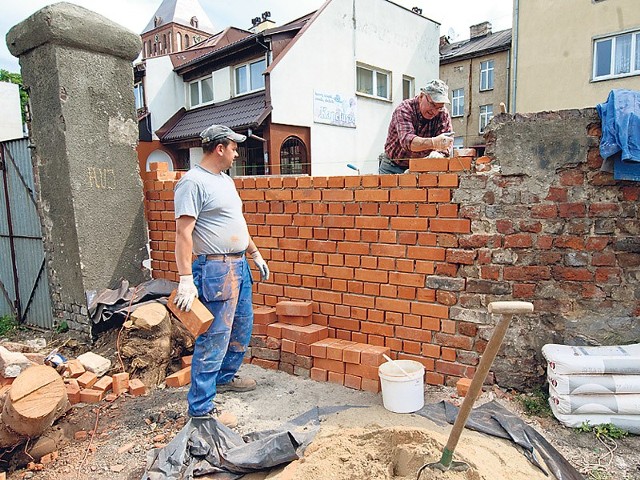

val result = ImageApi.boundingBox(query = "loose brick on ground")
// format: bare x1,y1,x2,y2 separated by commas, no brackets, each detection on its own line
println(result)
456,377,472,397
128,379,147,396
112,372,130,396
92,375,113,392
76,371,97,389
165,367,191,387
79,388,103,404
180,355,193,368
276,300,313,317
253,306,277,325
281,324,329,344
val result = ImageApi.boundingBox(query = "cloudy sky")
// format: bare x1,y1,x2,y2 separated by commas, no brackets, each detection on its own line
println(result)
1,0,513,72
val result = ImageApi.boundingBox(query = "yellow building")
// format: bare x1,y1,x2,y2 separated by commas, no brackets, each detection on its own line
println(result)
440,22,511,152
512,0,640,112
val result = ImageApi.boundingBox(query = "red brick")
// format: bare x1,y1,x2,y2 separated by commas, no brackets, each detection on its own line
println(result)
77,371,97,389
314,358,345,374
456,378,472,397
128,379,147,396
310,339,334,358
165,367,191,387
91,375,113,393
281,324,329,344
180,355,193,368
327,372,345,385
345,363,379,380
112,372,130,396
65,359,85,378
278,314,312,326
79,388,103,404
66,382,81,404
167,291,213,337
276,300,313,317
252,358,279,370
326,339,354,361
253,306,277,325
343,343,366,364
361,378,380,393
344,374,362,390
266,323,286,338
296,342,312,356
281,338,297,353
310,367,328,382
360,345,390,366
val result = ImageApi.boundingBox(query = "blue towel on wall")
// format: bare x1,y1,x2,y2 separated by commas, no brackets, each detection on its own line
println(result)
596,89,640,181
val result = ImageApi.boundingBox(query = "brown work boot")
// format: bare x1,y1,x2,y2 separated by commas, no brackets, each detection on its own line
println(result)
217,375,257,393
191,409,238,429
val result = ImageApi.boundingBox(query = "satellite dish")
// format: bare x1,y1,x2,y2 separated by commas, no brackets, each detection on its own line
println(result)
447,27,457,40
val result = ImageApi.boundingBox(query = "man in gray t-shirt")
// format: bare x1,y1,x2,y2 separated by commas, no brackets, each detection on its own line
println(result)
173,125,269,427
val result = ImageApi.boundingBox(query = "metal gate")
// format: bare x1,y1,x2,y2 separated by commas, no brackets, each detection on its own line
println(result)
0,138,53,328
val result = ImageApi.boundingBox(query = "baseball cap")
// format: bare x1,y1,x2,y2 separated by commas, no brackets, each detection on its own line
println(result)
200,125,247,144
420,79,450,104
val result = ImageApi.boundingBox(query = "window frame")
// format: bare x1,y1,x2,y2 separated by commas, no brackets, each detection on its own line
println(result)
451,88,464,117
592,29,640,81
479,60,495,91
188,75,214,109
402,75,415,100
356,63,391,101
234,57,267,96
479,104,493,134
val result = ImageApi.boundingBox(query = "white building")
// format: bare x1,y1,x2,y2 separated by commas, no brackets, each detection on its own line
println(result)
136,0,441,176
0,82,24,142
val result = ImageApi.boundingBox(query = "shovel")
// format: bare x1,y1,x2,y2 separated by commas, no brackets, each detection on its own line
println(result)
416,301,534,478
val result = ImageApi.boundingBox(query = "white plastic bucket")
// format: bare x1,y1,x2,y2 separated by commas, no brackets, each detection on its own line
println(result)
378,360,425,413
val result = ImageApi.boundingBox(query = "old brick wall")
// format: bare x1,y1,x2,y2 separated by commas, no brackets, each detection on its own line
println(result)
143,110,640,391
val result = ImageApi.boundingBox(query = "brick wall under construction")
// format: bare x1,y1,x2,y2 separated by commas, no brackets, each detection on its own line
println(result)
142,109,640,391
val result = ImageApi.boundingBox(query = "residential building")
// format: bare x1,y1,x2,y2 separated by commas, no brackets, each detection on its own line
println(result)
512,0,640,112
439,22,511,152
136,0,441,176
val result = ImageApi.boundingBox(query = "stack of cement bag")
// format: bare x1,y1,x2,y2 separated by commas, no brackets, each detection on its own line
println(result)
542,343,640,434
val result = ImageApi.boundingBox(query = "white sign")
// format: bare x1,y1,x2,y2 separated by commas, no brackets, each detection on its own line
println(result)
313,91,356,128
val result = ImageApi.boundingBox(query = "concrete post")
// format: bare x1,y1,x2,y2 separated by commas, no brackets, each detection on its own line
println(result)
6,3,149,334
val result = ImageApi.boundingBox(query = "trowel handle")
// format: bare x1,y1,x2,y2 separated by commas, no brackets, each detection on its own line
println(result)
440,301,533,466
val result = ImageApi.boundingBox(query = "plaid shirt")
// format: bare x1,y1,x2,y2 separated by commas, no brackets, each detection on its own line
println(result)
384,96,452,168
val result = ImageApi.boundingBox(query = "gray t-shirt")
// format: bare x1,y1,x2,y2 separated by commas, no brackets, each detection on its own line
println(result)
174,165,250,255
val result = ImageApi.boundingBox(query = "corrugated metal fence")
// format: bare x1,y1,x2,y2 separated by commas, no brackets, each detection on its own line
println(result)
0,138,52,328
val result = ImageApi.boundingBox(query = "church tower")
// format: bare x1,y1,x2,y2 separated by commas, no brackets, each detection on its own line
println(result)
140,0,216,59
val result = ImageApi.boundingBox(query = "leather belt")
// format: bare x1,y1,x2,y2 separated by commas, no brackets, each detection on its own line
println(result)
205,251,245,260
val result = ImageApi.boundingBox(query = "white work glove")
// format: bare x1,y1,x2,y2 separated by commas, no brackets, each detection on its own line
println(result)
174,274,198,312
251,251,270,281
432,133,454,151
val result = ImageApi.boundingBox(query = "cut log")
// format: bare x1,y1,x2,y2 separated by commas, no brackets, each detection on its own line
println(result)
1,365,69,437
120,302,172,387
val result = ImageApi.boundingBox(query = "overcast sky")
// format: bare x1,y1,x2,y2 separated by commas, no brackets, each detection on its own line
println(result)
1,0,513,72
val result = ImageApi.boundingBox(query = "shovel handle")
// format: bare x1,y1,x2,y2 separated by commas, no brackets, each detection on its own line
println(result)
439,301,533,466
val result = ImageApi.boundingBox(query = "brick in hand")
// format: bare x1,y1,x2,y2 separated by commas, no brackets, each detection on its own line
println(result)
167,290,213,337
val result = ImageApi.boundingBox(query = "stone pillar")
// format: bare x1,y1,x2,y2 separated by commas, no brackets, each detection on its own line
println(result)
6,3,149,334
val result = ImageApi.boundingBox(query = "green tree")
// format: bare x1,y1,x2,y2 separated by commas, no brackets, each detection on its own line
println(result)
0,69,28,123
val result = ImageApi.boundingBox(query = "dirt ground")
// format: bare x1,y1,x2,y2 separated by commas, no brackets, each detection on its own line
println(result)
2,331,640,480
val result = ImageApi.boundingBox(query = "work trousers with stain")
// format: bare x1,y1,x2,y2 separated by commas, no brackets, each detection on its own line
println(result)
187,254,254,417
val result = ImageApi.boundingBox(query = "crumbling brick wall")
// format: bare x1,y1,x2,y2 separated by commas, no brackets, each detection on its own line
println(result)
143,108,640,391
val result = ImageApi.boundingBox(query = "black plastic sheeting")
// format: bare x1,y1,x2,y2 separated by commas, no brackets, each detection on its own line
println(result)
86,278,176,336
142,406,361,480
419,400,585,480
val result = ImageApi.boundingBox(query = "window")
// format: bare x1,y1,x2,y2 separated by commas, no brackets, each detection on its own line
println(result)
189,76,213,108
280,136,309,175
593,30,640,80
452,88,464,117
402,76,414,100
356,64,390,100
479,104,493,133
453,136,464,148
235,58,266,95
480,60,494,91
134,82,145,110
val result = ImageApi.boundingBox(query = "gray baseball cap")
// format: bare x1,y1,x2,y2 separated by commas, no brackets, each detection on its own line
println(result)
420,79,450,104
200,125,246,144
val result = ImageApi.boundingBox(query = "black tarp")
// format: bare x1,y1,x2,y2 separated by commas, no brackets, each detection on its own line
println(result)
141,406,360,480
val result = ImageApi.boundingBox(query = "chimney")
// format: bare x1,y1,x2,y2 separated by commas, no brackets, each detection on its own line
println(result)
470,21,492,39
249,11,276,34
439,35,450,49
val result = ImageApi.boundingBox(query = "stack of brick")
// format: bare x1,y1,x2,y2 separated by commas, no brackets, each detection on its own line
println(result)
310,339,389,392
246,300,395,392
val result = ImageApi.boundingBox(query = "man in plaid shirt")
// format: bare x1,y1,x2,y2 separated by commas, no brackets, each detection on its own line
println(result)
379,79,454,174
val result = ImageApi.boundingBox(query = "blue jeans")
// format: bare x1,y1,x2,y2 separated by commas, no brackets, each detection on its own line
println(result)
187,254,254,416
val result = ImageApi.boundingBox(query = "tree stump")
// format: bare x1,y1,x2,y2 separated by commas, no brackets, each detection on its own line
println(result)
120,302,172,387
1,365,69,438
